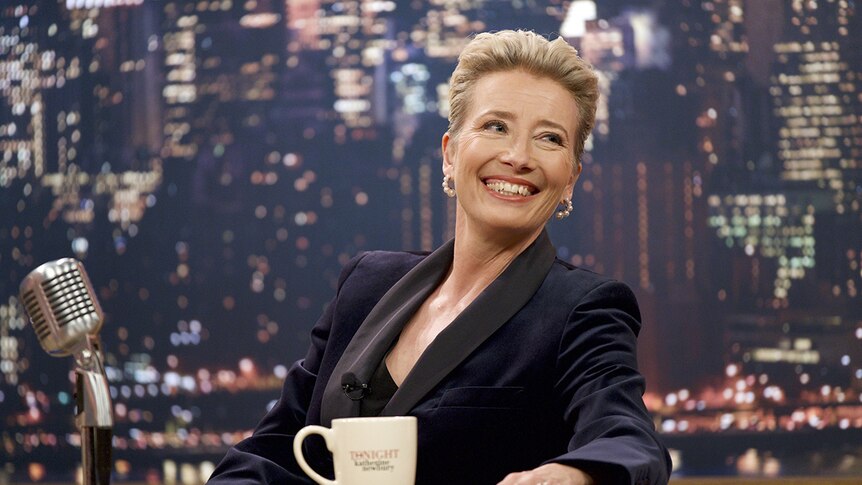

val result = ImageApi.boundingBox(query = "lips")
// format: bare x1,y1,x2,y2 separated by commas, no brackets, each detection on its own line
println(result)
483,178,537,197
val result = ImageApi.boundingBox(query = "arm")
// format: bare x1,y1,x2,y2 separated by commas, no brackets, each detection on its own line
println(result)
554,280,671,484
502,280,671,485
207,254,367,484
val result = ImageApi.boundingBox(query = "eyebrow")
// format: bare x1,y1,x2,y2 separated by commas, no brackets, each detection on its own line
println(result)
477,109,571,139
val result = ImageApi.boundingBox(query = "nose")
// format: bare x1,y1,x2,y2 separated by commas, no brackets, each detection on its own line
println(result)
499,136,534,172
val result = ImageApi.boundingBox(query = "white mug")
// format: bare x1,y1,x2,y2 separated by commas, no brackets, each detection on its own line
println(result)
293,416,417,485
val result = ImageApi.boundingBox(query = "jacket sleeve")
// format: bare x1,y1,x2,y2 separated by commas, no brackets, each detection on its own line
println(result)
546,280,672,485
207,253,367,484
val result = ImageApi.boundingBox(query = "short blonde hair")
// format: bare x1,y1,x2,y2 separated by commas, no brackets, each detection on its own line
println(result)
447,30,599,168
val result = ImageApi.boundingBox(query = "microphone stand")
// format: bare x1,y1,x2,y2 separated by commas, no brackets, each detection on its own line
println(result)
74,335,113,485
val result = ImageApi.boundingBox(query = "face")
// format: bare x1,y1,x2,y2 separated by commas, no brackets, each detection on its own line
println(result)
442,69,581,243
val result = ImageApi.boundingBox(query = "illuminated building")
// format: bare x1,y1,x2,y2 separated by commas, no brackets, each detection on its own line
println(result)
160,0,288,160
160,2,197,160
0,2,84,182
0,5,45,182
706,193,816,305
670,0,754,180
0,0,163,243
0,295,26,386
285,0,393,134
769,0,862,308
767,0,862,305
724,312,861,388
769,0,862,194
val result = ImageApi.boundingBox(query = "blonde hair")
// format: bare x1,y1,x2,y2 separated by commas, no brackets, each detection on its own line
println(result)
447,30,599,168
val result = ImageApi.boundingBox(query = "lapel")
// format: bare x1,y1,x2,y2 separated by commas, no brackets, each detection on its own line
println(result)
319,230,556,426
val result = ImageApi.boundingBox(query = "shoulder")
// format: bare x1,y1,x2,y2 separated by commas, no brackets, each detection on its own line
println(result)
545,258,622,295
545,259,641,318
344,249,428,279
335,250,429,298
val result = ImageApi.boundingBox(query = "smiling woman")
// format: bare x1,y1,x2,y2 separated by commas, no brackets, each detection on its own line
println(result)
441,71,579,249
209,30,671,485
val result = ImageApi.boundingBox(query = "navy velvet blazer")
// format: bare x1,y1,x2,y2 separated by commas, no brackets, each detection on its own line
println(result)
208,231,671,484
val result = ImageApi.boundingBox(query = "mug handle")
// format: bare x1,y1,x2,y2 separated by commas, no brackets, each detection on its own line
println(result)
293,425,337,485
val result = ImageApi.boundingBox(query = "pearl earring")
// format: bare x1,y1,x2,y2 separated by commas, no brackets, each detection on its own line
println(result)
442,174,456,198
556,198,573,219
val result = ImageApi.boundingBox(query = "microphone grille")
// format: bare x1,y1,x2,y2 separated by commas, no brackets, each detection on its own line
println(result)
21,288,52,343
19,258,103,356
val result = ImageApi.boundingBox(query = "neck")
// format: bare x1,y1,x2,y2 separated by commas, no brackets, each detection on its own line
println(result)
443,210,544,298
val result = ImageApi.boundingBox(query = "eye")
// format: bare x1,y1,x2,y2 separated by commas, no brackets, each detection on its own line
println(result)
541,132,565,146
483,120,507,133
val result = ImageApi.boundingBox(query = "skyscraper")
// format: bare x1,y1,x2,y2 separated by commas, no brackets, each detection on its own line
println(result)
768,0,862,308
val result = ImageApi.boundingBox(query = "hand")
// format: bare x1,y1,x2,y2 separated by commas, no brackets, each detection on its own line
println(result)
497,463,594,485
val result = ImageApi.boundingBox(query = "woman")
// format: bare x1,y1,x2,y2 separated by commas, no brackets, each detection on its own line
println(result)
209,30,671,485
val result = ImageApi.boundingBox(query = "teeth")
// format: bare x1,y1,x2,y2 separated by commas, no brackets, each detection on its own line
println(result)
485,181,533,196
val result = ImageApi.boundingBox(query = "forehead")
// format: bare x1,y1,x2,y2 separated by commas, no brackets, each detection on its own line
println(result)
467,70,579,133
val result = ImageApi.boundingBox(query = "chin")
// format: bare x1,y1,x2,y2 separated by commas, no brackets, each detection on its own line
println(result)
480,218,544,240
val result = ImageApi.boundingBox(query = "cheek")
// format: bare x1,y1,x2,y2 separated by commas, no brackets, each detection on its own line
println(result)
460,136,500,159
548,159,574,188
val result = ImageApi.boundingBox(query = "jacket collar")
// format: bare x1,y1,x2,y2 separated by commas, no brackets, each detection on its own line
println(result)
320,230,556,426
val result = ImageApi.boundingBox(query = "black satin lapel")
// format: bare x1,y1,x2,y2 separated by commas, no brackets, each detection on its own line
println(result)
381,230,557,417
319,240,454,426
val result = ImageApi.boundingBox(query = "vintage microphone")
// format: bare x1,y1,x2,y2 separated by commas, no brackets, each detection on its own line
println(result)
19,258,113,485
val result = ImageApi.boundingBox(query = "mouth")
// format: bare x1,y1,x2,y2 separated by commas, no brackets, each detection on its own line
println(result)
483,178,537,197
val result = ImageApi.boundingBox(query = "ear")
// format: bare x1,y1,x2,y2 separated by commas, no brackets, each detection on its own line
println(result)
441,132,454,176
564,161,581,200
563,160,584,200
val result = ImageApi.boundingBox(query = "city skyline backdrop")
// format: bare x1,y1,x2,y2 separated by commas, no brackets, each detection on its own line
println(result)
1,0,861,482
